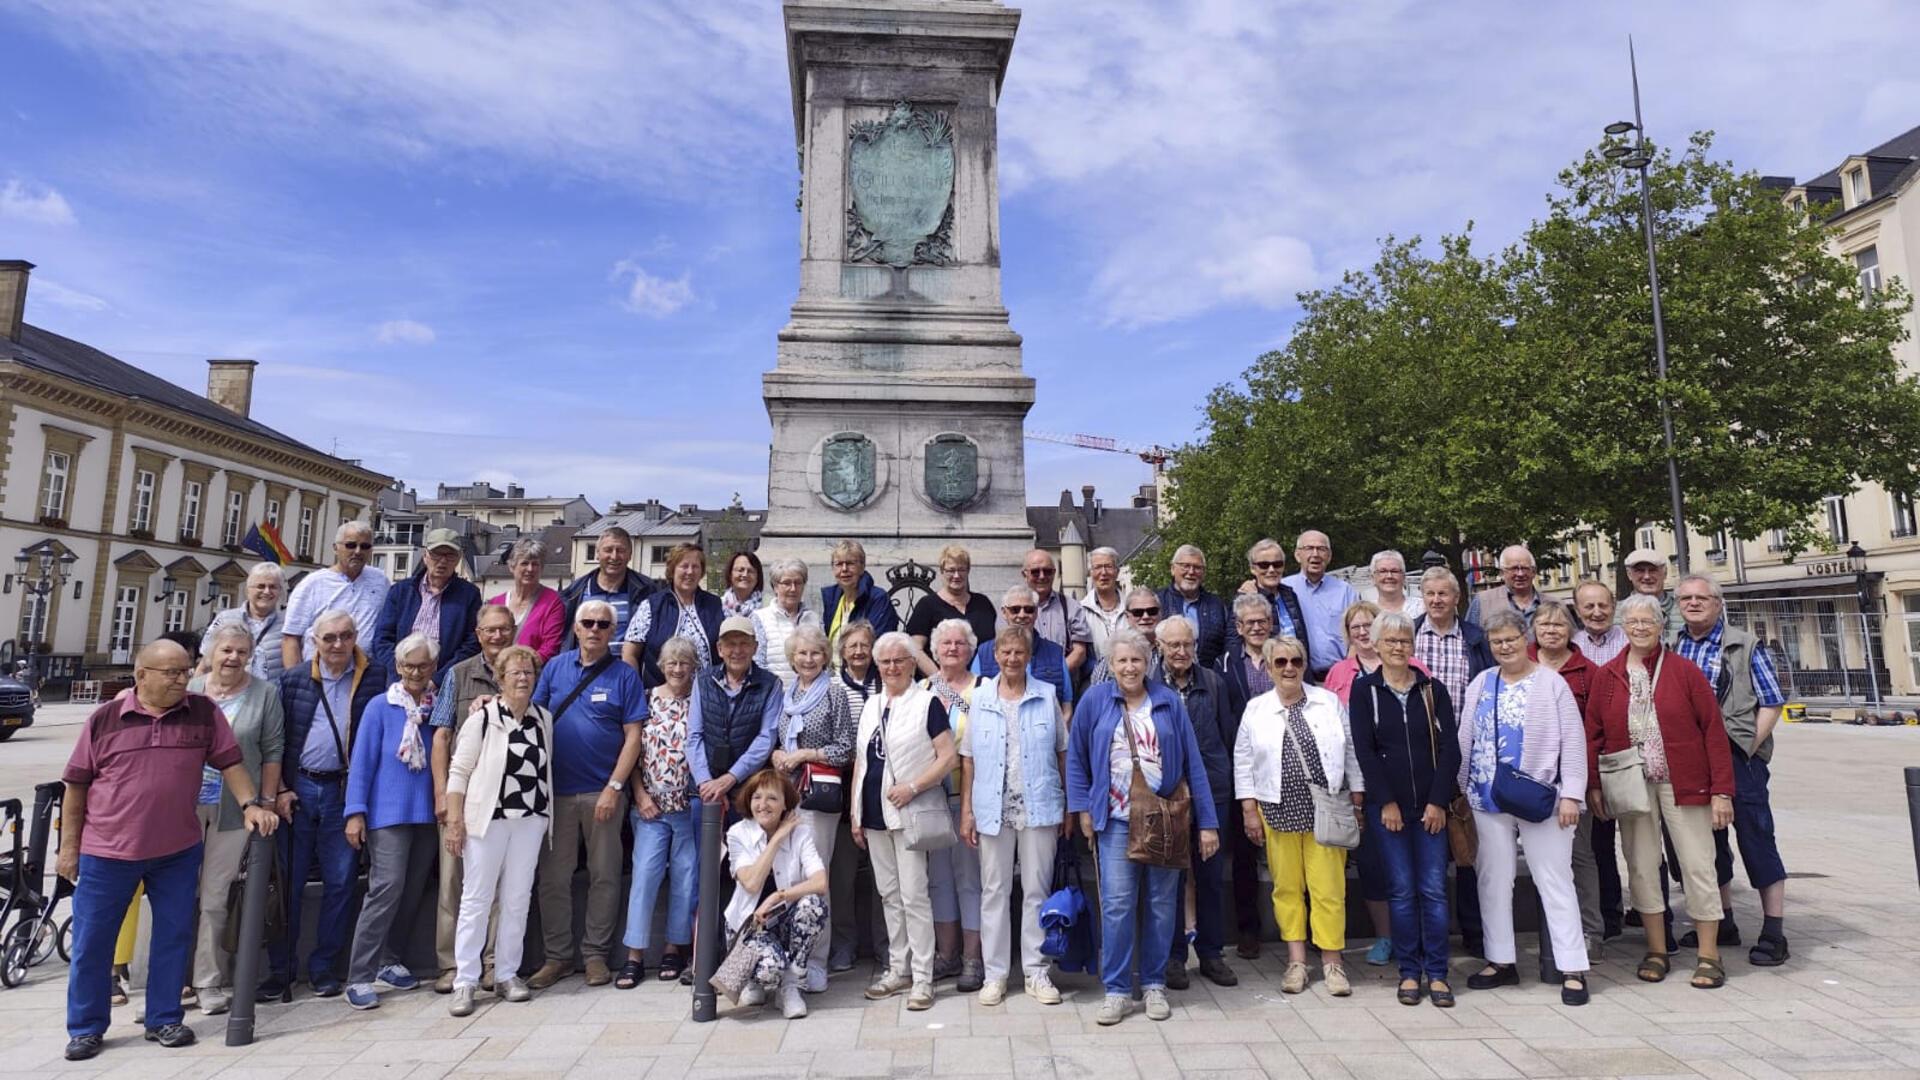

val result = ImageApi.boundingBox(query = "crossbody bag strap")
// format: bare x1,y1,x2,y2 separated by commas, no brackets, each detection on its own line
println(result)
552,654,616,722
313,675,349,766
1421,682,1438,766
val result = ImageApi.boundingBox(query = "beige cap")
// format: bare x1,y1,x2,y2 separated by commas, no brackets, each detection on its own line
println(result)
1623,548,1666,568
718,615,756,640
424,527,463,553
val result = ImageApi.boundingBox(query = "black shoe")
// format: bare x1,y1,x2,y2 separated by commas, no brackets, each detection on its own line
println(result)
64,1035,104,1061
1679,922,1740,949
1163,958,1191,990
144,1023,196,1049
1198,955,1238,987
255,976,290,1003
1467,963,1518,990
1560,973,1589,1007
1236,932,1261,960
311,977,343,998
1603,914,1624,941
1749,934,1790,967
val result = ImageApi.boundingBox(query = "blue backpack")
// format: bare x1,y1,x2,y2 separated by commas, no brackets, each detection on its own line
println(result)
1039,846,1096,974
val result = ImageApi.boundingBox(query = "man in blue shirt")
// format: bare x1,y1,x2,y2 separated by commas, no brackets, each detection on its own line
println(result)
1282,530,1358,680
1156,544,1228,668
975,584,1074,713
527,600,647,991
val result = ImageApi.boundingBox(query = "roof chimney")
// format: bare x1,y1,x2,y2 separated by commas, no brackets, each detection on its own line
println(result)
1081,484,1098,524
0,260,32,343
205,358,258,418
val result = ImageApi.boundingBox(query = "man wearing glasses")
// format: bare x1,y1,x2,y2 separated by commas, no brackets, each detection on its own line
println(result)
265,610,383,1000
975,585,1074,713
1464,545,1545,633
282,521,391,670
1014,549,1090,683
373,528,482,684
1086,587,1164,685
1282,530,1358,681
59,639,279,1060
1156,545,1229,668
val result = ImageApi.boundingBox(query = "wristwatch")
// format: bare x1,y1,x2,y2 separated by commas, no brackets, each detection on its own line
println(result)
247,796,274,809
606,779,626,792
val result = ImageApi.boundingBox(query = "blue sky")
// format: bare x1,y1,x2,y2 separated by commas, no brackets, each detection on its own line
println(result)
4,1,1917,514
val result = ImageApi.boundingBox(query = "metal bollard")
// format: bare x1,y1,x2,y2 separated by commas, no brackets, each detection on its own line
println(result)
690,798,725,1021
225,831,276,1047
1907,767,1920,895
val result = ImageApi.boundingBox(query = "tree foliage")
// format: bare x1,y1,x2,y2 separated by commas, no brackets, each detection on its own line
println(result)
1150,132,1918,591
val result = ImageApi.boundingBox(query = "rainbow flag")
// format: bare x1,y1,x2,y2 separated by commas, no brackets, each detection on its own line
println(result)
243,522,294,564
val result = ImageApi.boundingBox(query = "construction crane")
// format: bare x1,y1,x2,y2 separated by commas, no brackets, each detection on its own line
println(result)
1025,430,1172,468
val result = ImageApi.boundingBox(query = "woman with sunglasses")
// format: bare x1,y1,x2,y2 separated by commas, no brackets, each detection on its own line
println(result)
1233,636,1363,996
1457,609,1591,1005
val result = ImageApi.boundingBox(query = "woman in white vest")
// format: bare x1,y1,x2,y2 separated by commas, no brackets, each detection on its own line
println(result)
443,645,553,1018
958,624,1068,1007
850,631,958,1012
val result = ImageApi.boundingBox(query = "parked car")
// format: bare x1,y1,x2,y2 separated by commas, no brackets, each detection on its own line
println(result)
0,663,36,741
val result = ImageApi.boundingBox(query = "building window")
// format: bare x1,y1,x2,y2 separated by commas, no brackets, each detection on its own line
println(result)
110,586,138,650
297,506,314,560
1848,166,1869,205
1767,527,1791,553
223,490,246,546
182,481,203,539
17,591,49,645
1815,600,1844,670
1894,491,1918,540
372,553,387,571
163,590,188,633
1855,246,1882,295
1708,528,1730,565
1638,525,1656,552
266,498,281,528
392,551,411,577
1904,595,1920,687
39,450,70,520
1823,495,1850,545
650,545,673,565
131,470,156,532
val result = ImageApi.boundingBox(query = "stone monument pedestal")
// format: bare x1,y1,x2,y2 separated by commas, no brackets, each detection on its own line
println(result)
758,0,1035,604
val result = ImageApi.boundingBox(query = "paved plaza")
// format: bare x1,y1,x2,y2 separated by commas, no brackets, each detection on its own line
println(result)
0,705,1917,1079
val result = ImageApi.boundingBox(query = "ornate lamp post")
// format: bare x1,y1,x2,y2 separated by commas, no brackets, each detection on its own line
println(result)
1848,541,1880,706
10,545,79,686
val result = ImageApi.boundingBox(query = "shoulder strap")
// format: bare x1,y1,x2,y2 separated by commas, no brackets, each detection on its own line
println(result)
312,672,349,765
553,654,616,721
1420,682,1439,765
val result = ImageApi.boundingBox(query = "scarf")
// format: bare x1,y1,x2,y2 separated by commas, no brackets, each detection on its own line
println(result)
1626,652,1670,782
783,672,831,749
387,681,435,771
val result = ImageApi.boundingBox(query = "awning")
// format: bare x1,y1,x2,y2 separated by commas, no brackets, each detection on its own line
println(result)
1721,571,1878,597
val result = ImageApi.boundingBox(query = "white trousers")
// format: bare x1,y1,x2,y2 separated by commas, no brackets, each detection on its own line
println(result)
800,809,839,972
866,828,934,984
1472,809,1589,971
456,816,546,988
976,825,1058,983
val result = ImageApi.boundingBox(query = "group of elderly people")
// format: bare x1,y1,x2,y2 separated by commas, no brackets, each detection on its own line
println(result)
59,521,1796,1060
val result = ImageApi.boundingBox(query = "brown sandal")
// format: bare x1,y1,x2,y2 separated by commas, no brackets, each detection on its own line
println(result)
1691,957,1726,989
1637,953,1670,983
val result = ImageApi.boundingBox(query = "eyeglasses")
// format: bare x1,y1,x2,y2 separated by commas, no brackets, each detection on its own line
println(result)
141,667,193,680
1297,544,1330,553
1127,607,1160,618
1377,637,1414,647
397,662,435,674
1621,618,1661,629
1004,605,1036,615
577,619,612,630
317,632,354,645
1238,618,1272,630
503,669,536,681
1172,562,1205,573
340,541,372,551
1269,656,1306,670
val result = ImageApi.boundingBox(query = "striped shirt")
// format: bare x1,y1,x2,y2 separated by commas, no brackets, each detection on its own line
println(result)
1415,621,1472,709
1576,626,1629,668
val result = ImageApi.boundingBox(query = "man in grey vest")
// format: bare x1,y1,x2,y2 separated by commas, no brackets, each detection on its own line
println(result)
427,603,518,993
1671,574,1791,966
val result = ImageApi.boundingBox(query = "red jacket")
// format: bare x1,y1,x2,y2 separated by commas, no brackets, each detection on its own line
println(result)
1586,647,1734,806
1531,645,1594,721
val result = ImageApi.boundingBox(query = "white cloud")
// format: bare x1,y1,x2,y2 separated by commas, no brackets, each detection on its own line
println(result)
32,278,110,312
374,318,436,345
0,179,76,226
612,261,694,317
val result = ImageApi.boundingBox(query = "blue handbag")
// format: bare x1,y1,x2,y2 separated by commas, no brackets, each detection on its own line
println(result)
1489,676,1556,823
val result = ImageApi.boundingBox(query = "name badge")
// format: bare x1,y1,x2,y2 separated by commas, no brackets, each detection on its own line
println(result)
590,691,609,704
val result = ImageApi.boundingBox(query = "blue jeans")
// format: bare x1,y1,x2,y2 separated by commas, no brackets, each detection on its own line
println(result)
1095,822,1180,995
1173,800,1231,962
623,805,698,951
269,772,359,983
68,844,202,1037
1368,806,1451,982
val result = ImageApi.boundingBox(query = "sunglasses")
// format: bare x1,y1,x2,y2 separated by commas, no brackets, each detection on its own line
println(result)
1127,607,1160,618
1004,605,1036,615
1269,656,1306,670
340,541,372,551
1025,568,1056,577
577,618,612,630
1251,560,1284,570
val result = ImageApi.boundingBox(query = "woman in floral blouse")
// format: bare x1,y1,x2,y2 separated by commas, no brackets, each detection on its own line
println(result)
617,636,702,987
768,623,855,990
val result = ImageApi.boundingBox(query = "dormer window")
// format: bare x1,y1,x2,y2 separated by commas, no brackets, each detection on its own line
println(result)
1848,165,1869,206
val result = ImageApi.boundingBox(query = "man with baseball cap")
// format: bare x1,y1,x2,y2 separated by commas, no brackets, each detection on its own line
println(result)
690,616,784,808
1620,548,1686,640
372,527,483,683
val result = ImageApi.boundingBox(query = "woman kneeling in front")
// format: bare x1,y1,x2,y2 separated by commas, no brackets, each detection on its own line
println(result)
724,769,830,1019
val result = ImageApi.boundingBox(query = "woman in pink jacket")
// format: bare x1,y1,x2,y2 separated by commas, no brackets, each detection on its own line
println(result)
490,539,565,660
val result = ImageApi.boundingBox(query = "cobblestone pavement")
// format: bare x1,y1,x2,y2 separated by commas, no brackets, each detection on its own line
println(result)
1,707,1917,1078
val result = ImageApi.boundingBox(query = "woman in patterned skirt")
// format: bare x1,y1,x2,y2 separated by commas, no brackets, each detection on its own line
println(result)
768,623,855,990
617,636,703,988
1232,636,1364,996
443,645,552,1017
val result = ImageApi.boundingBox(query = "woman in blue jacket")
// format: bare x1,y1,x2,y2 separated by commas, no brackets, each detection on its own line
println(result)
1067,628,1219,1027
343,633,441,1010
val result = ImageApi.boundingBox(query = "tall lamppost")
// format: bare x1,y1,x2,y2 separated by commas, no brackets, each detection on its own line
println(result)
1604,39,1690,575
10,545,79,686
1848,541,1881,706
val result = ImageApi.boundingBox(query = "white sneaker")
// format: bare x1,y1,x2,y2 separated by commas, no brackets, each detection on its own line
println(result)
741,982,770,1006
803,962,829,994
1096,993,1130,1026
449,985,476,1017
906,982,934,1010
1026,972,1062,1005
1143,986,1171,1021
780,982,808,1019
196,988,231,1016
501,977,531,1002
977,979,1006,1006
865,970,912,1000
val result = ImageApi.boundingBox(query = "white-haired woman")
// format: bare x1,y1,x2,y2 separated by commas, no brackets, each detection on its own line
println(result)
618,637,702,988
851,631,958,1011
753,557,820,689
1235,635,1364,997
206,561,288,681
186,622,284,1014
922,618,985,990
343,632,442,1009
490,538,565,660
1364,550,1424,620
768,622,855,990
1458,609,1591,1006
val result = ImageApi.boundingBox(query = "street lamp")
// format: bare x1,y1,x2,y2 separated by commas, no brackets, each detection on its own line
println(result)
1604,38,1690,576
1848,540,1880,705
10,543,79,686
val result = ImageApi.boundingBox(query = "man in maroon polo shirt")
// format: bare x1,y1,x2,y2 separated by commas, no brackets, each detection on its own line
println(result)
58,639,279,1062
